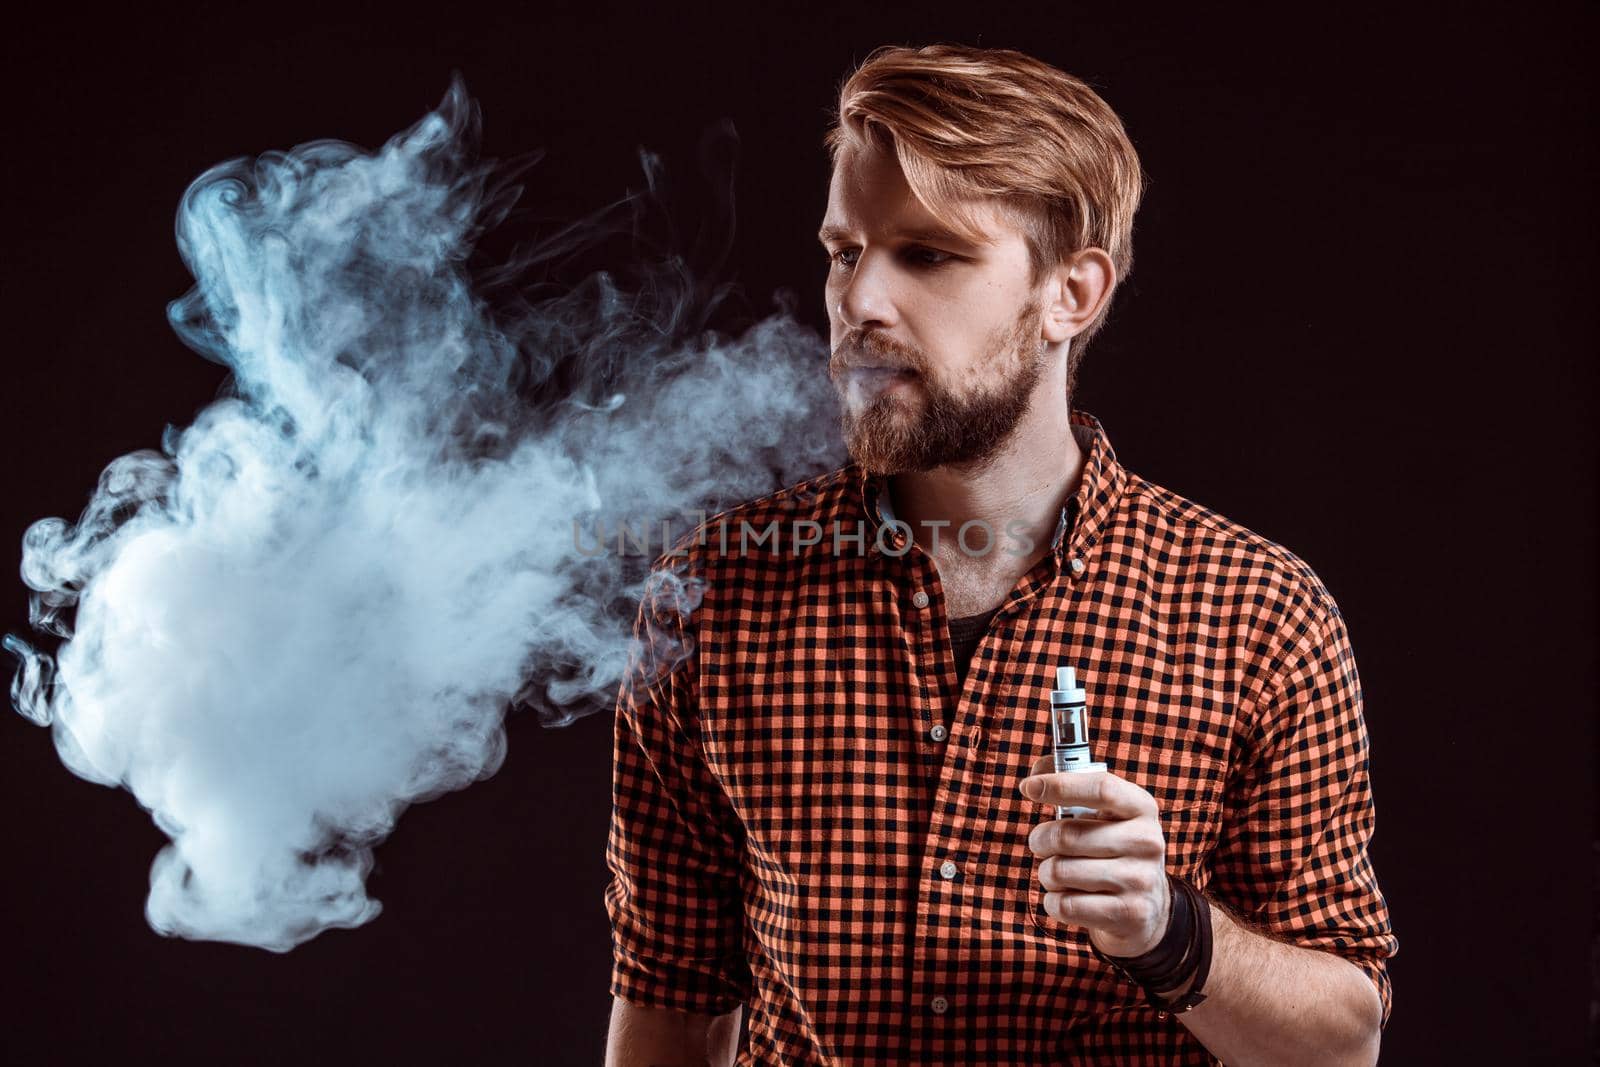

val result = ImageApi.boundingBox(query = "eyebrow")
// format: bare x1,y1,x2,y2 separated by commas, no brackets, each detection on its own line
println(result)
817,225,975,247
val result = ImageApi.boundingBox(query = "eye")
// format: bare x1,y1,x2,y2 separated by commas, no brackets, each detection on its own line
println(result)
826,246,954,271
907,247,954,267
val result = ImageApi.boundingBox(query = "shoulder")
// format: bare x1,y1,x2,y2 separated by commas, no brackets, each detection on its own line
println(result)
1117,469,1342,665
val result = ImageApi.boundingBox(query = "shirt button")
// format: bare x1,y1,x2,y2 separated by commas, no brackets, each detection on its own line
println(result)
930,995,949,1015
1069,557,1086,576
911,590,930,609
930,723,948,742
939,860,958,880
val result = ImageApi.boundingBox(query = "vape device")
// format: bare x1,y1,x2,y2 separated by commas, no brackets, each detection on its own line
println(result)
1049,665,1106,819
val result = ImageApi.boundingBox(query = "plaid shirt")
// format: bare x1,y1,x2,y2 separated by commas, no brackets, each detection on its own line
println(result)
605,408,1396,1064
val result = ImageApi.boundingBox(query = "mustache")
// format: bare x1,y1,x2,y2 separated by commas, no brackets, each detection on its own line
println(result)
829,332,925,375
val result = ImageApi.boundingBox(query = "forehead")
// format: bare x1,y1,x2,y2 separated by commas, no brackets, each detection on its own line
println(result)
821,140,1015,247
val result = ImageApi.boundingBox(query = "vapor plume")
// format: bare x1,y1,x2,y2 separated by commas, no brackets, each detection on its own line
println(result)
4,79,841,951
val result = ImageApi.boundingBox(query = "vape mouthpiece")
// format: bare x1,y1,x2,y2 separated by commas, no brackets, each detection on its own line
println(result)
1052,666,1085,703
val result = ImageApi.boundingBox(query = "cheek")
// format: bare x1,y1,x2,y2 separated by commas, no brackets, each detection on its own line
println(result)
948,331,998,379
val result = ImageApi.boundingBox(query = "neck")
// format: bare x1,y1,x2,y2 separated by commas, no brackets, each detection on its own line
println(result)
887,366,1085,573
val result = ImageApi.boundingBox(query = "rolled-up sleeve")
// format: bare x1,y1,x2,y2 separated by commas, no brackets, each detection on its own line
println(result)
1209,590,1399,1029
604,560,751,1015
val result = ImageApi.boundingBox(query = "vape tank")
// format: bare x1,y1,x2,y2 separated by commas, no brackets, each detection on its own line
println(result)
1049,665,1106,819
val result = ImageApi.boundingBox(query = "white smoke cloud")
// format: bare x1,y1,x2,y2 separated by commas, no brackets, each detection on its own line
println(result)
3,79,842,952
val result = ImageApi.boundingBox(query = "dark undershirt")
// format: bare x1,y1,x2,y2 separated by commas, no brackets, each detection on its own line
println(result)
948,608,1002,684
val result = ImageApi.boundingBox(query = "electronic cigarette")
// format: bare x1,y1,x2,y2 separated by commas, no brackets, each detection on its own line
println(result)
1049,665,1106,819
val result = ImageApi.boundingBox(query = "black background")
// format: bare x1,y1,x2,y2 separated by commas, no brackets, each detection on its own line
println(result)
2,2,1592,1063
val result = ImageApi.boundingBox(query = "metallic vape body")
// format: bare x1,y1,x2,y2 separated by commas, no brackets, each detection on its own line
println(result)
1049,665,1106,819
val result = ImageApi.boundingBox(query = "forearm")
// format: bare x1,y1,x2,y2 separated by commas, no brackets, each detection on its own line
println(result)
1170,900,1382,1067
604,998,743,1067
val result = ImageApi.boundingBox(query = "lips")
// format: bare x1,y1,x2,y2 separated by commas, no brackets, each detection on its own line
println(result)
840,361,916,375
840,365,918,401
844,366,917,381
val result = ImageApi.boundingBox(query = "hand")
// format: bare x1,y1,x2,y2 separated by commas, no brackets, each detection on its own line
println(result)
1020,754,1173,958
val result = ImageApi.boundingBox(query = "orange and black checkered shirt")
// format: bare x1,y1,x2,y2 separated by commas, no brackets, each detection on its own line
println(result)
605,408,1397,1064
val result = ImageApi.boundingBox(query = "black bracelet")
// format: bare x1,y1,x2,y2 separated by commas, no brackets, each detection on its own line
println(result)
1151,879,1212,1016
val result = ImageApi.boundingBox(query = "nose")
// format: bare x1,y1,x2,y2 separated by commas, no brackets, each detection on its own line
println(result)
833,251,899,333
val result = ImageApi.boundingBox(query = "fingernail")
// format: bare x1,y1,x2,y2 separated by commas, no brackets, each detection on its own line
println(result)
1021,778,1042,800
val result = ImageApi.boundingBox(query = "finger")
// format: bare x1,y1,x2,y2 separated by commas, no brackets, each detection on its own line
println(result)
1032,753,1055,775
1042,890,1138,930
1034,856,1150,894
1027,816,1166,861
1019,769,1156,820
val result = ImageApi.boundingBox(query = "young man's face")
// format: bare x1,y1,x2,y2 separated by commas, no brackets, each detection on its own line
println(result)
820,138,1052,476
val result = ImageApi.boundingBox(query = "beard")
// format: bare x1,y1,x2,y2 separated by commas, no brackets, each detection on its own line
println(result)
830,300,1049,476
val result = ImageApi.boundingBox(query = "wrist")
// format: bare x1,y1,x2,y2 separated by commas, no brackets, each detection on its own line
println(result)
1095,873,1177,960
1091,875,1214,1017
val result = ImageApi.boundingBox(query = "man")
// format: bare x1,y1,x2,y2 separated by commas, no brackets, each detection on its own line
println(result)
605,43,1396,1065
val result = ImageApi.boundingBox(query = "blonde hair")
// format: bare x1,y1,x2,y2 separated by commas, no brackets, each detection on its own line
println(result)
824,43,1147,359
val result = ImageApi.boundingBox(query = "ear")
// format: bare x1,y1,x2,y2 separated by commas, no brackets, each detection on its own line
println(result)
1040,248,1116,345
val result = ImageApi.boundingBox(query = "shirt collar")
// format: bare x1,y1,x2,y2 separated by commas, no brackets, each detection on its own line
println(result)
853,407,1127,571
